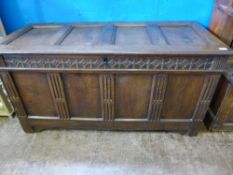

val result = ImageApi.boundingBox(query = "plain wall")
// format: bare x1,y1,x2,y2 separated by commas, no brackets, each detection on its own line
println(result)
0,0,216,34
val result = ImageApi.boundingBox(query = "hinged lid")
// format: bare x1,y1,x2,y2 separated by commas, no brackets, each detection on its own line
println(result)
0,22,233,55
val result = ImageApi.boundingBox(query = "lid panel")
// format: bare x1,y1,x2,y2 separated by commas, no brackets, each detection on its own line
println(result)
115,26,151,45
160,25,206,46
0,22,231,55
61,26,103,45
10,27,61,46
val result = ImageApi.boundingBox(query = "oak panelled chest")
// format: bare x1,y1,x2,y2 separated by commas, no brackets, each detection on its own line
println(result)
0,22,232,136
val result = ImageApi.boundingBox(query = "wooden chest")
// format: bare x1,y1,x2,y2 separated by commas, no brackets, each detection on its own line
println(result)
0,22,232,136
205,71,233,131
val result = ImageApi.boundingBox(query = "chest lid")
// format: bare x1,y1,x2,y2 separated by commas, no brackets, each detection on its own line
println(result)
0,22,232,55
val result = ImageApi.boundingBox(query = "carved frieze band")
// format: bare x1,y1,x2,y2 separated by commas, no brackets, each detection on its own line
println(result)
99,74,115,121
147,75,168,121
0,72,27,117
192,75,220,122
3,55,228,71
47,73,70,119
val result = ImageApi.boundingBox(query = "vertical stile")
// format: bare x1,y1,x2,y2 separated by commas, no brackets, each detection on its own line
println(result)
0,72,27,117
146,23,168,45
192,75,220,122
99,74,115,121
147,74,156,120
148,75,168,121
97,24,116,45
189,74,220,135
108,76,111,118
57,75,70,118
0,67,33,132
99,75,105,118
47,73,70,119
110,75,115,120
104,74,108,118
54,74,66,117
49,25,73,45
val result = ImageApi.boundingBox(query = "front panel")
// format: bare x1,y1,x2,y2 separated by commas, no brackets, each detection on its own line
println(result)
10,71,210,123
115,74,152,119
162,75,204,119
63,73,101,118
12,72,57,117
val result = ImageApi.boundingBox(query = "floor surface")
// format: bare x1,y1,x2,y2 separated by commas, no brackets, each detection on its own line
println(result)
0,117,233,175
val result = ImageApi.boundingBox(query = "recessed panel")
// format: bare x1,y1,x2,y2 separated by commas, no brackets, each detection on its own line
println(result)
63,74,101,118
12,72,57,116
115,75,152,119
162,75,204,119
160,26,205,45
115,26,151,45
10,27,60,46
61,26,103,45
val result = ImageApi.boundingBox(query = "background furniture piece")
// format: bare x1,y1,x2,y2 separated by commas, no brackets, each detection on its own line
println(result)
0,22,232,136
210,0,233,47
205,71,233,131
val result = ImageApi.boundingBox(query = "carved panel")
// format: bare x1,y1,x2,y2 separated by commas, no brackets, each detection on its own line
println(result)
3,55,228,71
47,73,70,119
99,74,115,120
0,72,26,117
192,75,220,122
147,75,168,121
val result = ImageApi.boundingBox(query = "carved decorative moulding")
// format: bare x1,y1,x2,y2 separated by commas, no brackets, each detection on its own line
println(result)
3,55,228,71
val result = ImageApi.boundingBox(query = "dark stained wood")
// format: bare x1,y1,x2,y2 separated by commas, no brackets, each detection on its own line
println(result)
115,26,151,45
61,25,103,46
0,22,232,136
1,25,33,45
1,72,27,117
210,0,233,47
0,22,232,55
147,74,167,121
49,25,73,45
146,23,168,45
160,25,205,46
193,75,221,122
12,72,57,117
206,0,233,131
192,23,225,47
115,74,152,119
219,4,233,17
189,74,220,135
9,27,61,46
47,73,70,119
205,74,233,131
0,57,33,132
162,75,204,119
99,74,115,121
97,24,116,45
29,118,194,132
62,73,102,118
